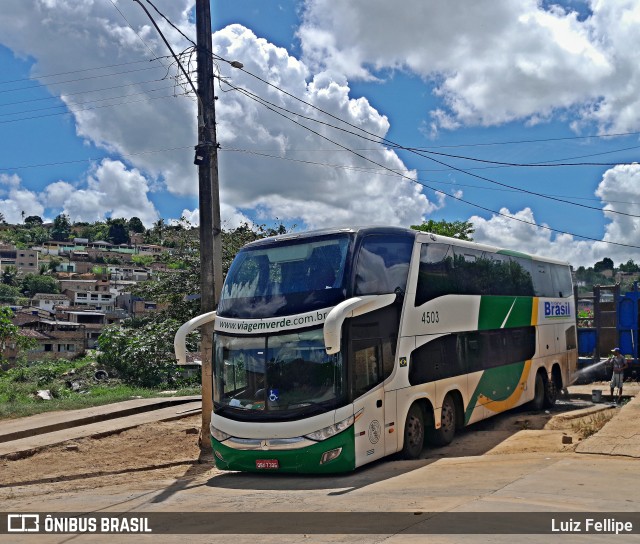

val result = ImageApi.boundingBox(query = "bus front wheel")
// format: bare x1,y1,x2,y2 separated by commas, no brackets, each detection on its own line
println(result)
429,395,456,447
401,404,425,460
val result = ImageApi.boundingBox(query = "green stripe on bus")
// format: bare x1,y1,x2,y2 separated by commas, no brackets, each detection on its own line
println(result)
464,361,527,424
496,249,533,259
478,296,533,330
211,426,356,474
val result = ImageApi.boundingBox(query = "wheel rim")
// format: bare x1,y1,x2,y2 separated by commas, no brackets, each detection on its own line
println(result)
441,402,455,432
406,414,423,448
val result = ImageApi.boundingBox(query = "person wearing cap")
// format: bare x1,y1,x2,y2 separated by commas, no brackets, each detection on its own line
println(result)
607,348,628,404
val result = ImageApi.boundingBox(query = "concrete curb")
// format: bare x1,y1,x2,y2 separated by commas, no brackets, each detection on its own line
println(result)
0,400,202,460
576,392,640,458
0,395,200,443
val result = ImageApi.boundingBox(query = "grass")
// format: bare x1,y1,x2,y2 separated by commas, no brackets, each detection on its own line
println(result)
0,354,201,420
572,410,615,439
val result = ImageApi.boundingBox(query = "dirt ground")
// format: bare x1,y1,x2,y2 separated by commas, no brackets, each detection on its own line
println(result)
0,396,614,501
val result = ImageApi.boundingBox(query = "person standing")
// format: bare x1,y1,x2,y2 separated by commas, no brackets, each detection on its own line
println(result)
608,348,628,404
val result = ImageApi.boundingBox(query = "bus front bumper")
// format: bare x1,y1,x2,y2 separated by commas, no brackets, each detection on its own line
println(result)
211,427,356,473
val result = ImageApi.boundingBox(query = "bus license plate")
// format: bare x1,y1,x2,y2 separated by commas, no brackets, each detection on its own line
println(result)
256,459,279,470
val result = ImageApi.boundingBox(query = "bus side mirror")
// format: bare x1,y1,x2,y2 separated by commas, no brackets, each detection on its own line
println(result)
174,311,217,364
323,294,396,355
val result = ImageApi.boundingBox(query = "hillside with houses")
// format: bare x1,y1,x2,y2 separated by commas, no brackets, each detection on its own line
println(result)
0,216,176,367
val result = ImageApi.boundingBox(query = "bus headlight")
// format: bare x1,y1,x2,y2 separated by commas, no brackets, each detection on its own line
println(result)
211,425,231,442
304,414,355,441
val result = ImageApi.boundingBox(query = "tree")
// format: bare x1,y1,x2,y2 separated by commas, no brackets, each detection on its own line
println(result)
1,265,19,287
51,214,71,241
0,307,37,364
594,257,614,273
128,217,145,234
24,215,43,226
618,259,640,273
0,212,5,224
47,257,62,274
411,219,475,241
107,218,129,245
0,284,21,303
97,320,182,387
21,274,59,298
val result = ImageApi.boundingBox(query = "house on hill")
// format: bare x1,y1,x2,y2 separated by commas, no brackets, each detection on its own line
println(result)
31,293,71,313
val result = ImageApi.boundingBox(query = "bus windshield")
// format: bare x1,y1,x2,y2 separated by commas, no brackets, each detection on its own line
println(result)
217,234,351,318
214,328,345,414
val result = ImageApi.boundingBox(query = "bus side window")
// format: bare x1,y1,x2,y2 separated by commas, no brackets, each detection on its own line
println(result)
415,244,456,305
532,262,554,298
551,264,572,298
352,342,381,398
354,235,413,295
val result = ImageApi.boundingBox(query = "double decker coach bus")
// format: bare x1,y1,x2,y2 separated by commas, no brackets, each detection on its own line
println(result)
175,226,577,473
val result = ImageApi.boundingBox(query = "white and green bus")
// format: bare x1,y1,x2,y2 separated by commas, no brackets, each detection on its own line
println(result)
175,226,577,473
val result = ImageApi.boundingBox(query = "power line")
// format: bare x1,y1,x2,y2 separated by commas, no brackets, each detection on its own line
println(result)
0,64,168,95
143,0,196,47
225,147,640,205
405,144,640,168
0,84,182,118
0,145,193,172
216,74,640,219
221,77,640,248
0,91,191,125
108,0,166,64
0,58,167,86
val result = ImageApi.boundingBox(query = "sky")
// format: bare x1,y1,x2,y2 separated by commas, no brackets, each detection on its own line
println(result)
1,0,640,268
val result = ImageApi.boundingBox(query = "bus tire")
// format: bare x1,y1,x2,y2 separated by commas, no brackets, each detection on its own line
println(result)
401,404,425,460
429,395,456,447
531,372,545,411
544,376,558,408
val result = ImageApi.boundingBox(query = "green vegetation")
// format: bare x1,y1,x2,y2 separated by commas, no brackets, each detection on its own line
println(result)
0,353,200,419
0,307,37,366
411,219,475,240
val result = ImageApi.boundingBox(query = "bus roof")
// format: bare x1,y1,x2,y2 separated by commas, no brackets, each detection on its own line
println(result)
240,226,571,267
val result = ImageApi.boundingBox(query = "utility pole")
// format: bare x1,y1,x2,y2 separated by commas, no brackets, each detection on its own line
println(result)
195,0,223,453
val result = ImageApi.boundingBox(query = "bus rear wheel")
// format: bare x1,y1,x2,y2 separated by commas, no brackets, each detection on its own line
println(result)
544,376,558,408
531,372,546,411
401,404,425,460
429,395,456,447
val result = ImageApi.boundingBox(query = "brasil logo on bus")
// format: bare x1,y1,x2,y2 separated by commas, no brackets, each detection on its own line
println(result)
543,301,572,319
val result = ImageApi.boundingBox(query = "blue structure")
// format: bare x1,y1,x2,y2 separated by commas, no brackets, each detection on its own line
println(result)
577,283,639,378
617,283,640,366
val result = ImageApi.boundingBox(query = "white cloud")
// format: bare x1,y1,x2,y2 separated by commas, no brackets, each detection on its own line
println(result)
0,174,46,223
299,0,640,133
212,25,435,227
0,2,436,230
469,162,640,267
58,159,159,226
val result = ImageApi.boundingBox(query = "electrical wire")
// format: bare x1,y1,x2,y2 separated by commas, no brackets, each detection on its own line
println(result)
0,84,182,118
0,145,193,172
0,58,168,86
222,147,640,205
0,65,168,95
215,74,640,219
142,0,196,47
0,91,191,125
108,0,166,65
223,80,640,248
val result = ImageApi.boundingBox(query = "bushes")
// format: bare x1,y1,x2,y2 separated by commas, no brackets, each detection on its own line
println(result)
97,320,182,388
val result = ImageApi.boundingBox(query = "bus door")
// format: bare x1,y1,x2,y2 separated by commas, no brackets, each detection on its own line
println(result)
351,338,388,466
